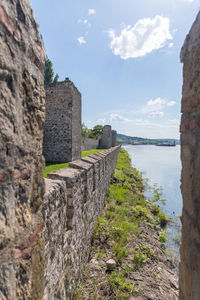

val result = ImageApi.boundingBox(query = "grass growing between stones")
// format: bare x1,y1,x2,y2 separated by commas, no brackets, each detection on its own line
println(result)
43,149,105,178
73,148,179,300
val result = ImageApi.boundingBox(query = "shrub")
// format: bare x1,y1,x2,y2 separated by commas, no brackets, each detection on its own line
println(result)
158,211,168,227
159,233,167,247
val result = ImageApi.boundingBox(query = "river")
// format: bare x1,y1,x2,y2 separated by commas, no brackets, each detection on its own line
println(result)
123,144,182,259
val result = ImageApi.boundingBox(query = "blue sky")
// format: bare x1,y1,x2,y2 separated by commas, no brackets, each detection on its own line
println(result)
30,0,199,139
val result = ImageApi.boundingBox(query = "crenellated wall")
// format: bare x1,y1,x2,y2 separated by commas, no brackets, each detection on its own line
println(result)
179,11,200,300
43,146,120,299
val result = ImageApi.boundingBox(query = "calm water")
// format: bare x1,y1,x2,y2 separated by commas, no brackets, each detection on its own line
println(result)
124,144,182,258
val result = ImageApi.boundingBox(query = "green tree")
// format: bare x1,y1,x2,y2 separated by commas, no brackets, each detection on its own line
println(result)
53,73,59,83
44,59,54,84
89,125,103,139
82,123,89,137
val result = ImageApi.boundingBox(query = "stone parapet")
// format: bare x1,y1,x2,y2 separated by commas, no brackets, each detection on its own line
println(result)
44,146,121,299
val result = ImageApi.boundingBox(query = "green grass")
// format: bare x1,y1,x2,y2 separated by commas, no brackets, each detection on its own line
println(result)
44,162,69,178
81,149,106,157
43,149,105,178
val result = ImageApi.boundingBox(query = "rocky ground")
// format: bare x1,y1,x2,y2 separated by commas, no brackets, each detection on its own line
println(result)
73,148,179,300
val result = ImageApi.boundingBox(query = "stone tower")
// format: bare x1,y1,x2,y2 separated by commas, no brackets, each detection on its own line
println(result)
99,125,112,149
43,79,82,162
112,130,117,147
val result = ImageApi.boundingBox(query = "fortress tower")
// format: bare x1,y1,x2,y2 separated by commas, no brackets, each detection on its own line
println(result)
43,79,82,162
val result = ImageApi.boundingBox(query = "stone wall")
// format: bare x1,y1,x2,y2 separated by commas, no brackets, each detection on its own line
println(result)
81,137,99,151
44,146,121,299
179,11,200,300
0,0,46,299
43,79,82,163
82,127,117,151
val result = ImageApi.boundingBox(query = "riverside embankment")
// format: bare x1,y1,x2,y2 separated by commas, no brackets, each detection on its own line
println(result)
74,148,178,300
124,144,182,260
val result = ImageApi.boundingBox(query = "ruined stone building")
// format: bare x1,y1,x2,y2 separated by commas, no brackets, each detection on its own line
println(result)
43,79,82,162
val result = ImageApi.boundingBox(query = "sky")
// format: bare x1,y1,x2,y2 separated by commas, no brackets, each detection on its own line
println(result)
30,0,200,139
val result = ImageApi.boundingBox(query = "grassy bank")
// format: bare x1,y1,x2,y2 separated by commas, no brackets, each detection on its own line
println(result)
44,149,105,178
73,148,178,300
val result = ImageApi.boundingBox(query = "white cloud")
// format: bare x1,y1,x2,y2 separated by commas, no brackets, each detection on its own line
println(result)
108,15,173,59
150,111,164,117
77,19,91,28
167,101,176,107
77,36,86,45
88,8,96,15
110,113,131,123
147,98,166,111
142,98,176,115
97,118,106,124
168,42,174,48
78,18,88,24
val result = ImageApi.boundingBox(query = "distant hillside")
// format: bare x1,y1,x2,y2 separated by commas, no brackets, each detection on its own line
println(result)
117,133,180,145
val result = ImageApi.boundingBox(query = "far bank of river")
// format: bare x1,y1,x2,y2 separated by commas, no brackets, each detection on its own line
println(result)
124,144,182,259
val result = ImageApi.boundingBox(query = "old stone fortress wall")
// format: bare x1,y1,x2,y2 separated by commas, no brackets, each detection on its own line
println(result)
43,79,118,299
0,1,119,299
44,147,120,299
0,0,200,299
43,79,117,162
